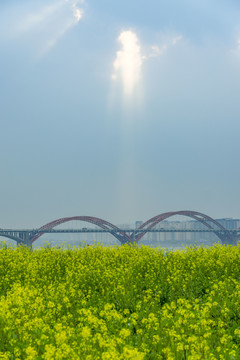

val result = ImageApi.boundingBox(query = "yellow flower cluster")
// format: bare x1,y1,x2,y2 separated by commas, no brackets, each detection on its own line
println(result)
0,243,240,359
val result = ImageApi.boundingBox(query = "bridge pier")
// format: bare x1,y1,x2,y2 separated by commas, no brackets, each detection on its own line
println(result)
17,232,32,248
132,231,136,244
227,231,239,246
232,234,240,246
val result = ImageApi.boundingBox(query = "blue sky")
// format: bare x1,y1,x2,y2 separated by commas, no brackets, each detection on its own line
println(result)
0,0,240,228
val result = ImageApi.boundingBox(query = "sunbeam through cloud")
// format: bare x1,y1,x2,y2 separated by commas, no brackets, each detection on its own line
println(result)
14,0,84,55
112,30,143,96
111,30,183,98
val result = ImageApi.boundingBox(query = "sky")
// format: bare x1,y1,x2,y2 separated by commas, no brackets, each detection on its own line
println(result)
0,0,240,229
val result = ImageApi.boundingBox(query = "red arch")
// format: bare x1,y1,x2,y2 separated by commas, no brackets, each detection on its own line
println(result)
30,216,131,244
135,211,234,244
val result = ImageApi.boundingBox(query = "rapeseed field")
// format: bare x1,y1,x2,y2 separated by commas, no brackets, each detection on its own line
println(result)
0,243,240,359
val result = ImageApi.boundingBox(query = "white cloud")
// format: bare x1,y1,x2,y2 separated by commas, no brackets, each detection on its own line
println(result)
149,45,167,58
111,30,183,97
172,35,183,45
71,1,84,23
73,7,83,22
148,34,182,58
112,30,143,96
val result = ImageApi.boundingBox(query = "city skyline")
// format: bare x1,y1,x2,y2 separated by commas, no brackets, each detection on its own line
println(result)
0,0,240,228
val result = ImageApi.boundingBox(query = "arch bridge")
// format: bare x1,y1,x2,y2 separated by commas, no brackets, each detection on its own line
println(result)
0,211,239,246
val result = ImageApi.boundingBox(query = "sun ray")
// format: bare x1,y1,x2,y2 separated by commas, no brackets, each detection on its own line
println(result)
112,30,143,97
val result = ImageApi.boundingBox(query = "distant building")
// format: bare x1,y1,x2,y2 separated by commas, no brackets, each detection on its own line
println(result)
135,221,143,228
140,218,240,245
216,218,240,230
